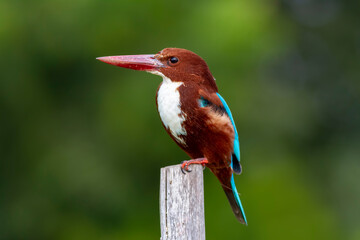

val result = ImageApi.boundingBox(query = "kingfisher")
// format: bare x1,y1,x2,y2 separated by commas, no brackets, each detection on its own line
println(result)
97,48,247,224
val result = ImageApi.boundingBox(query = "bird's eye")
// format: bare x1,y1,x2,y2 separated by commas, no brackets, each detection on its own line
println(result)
168,56,179,65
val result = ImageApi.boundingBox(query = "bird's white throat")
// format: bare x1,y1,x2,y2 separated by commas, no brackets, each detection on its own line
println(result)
153,72,187,145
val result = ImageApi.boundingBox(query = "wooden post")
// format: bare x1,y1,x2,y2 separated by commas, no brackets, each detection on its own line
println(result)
160,164,205,240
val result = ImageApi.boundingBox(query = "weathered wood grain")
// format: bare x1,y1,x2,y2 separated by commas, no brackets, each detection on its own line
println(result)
160,164,205,240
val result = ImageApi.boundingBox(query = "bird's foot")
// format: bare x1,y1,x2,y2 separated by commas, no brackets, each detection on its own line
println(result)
181,158,209,174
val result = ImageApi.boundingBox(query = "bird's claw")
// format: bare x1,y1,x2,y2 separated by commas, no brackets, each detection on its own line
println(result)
181,161,192,174
180,158,208,174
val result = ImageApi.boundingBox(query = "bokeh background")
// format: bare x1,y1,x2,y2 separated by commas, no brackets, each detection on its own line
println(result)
1,0,359,239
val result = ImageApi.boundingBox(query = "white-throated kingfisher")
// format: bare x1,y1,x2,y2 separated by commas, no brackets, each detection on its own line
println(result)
97,48,247,224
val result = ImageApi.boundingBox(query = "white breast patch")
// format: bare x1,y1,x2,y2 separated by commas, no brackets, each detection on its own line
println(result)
155,72,187,145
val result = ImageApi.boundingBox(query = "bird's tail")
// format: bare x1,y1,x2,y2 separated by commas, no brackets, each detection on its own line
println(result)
214,169,247,225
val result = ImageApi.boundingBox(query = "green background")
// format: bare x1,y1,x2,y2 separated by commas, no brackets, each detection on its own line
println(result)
1,0,359,239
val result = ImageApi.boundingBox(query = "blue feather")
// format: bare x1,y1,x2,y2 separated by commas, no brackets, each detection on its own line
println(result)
198,96,210,107
217,93,246,223
231,174,247,225
216,93,241,173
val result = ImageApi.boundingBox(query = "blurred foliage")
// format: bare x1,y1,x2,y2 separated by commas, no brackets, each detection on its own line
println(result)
0,0,359,239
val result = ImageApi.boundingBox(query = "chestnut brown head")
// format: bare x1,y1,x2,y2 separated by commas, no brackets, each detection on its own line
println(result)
97,48,216,88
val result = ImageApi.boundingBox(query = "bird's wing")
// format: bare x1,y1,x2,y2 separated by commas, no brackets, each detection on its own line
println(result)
216,93,241,174
198,90,241,174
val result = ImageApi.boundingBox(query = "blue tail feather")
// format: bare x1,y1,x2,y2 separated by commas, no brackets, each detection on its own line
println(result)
230,174,247,225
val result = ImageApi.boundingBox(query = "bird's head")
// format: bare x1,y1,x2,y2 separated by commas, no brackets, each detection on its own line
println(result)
97,48,216,88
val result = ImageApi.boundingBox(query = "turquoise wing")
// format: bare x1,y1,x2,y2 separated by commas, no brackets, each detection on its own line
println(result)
216,93,241,174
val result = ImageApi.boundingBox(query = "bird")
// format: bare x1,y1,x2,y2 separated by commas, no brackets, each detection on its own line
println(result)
97,48,247,224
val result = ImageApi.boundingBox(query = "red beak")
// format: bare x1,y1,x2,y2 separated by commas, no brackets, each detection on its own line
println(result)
96,54,164,71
